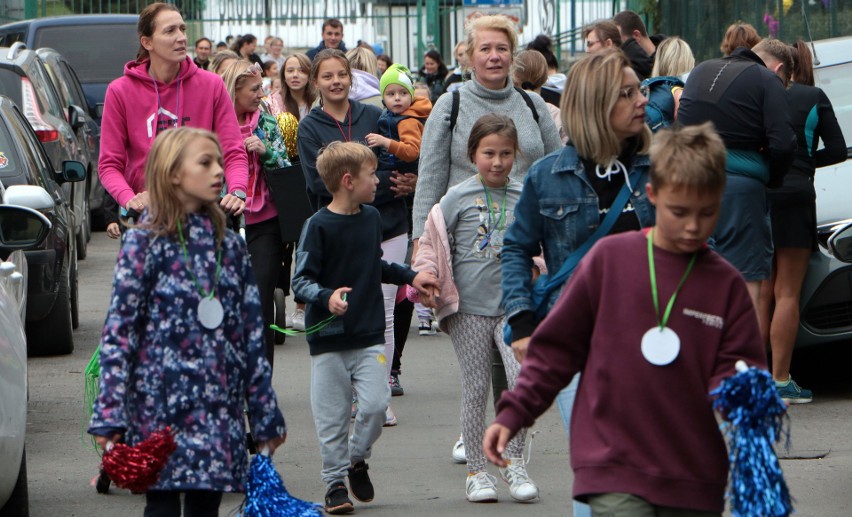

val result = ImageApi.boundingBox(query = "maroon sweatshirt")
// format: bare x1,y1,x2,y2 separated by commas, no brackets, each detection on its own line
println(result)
495,230,767,512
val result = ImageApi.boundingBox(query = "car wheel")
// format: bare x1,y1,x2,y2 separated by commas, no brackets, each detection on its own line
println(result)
274,288,286,345
70,250,79,330
0,448,29,516
26,258,74,356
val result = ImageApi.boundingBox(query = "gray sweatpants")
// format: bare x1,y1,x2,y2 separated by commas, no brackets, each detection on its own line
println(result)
310,344,390,488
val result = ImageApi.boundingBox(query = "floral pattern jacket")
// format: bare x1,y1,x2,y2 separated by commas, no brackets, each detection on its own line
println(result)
89,212,286,492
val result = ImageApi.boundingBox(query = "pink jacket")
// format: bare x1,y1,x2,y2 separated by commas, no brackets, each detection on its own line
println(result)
412,203,459,331
98,57,248,209
238,110,277,225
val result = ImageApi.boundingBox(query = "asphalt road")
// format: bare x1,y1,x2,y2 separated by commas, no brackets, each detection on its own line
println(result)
23,232,852,516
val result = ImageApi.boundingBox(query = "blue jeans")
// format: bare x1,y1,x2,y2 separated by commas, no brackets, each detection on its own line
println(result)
555,374,591,517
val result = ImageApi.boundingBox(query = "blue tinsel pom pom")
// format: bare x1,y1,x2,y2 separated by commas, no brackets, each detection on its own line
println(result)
242,453,323,517
710,361,793,517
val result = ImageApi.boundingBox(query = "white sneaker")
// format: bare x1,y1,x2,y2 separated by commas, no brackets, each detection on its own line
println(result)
383,406,398,427
499,457,539,502
452,436,466,464
290,308,305,331
465,472,498,502
285,311,294,328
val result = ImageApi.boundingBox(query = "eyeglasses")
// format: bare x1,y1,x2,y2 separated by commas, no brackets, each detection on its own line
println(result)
586,39,600,49
618,85,649,101
241,62,262,77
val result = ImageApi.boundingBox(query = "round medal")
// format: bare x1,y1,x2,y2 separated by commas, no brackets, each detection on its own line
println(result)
198,296,224,329
641,326,680,365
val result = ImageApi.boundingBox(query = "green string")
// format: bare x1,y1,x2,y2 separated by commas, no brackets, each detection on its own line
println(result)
176,218,222,300
270,294,346,336
647,229,698,329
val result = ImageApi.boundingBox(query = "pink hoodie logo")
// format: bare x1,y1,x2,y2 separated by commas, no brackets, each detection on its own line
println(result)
147,107,179,138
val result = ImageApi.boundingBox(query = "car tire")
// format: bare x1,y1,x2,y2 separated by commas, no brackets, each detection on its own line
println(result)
274,288,286,345
0,448,29,516
26,258,74,356
70,250,79,330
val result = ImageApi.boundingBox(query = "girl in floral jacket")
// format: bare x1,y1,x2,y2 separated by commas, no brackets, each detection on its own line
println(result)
89,127,286,516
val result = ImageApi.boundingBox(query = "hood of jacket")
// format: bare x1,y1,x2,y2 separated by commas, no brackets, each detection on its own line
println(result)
403,95,433,119
121,57,202,138
350,69,381,101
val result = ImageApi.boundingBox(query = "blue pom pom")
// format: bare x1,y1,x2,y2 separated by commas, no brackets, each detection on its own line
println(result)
710,361,793,517
242,453,323,517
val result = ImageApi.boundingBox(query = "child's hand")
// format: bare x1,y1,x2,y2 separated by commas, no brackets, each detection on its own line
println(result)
329,287,352,316
483,422,513,467
511,337,531,363
256,433,287,456
106,223,120,239
94,432,124,451
365,132,390,150
412,271,440,299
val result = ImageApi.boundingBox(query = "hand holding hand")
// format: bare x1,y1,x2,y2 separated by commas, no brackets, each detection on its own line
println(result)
483,423,512,467
511,337,531,363
125,191,150,212
329,287,352,316
412,271,439,299
390,172,417,197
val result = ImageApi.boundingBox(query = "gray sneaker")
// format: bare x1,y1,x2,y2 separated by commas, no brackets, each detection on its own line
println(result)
776,377,813,404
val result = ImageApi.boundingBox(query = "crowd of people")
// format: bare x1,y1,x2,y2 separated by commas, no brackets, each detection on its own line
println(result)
86,2,845,516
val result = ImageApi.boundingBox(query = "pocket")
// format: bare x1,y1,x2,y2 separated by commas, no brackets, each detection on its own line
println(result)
539,201,580,242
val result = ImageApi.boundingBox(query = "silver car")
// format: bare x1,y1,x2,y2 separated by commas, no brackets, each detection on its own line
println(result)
797,36,852,347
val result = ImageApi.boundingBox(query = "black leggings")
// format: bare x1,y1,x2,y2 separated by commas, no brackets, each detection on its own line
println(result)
246,217,285,369
391,297,415,374
144,490,222,517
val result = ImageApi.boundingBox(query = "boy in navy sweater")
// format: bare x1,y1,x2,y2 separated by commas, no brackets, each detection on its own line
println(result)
292,141,437,514
484,123,768,515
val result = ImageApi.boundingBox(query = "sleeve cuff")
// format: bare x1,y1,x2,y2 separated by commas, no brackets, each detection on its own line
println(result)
509,311,537,342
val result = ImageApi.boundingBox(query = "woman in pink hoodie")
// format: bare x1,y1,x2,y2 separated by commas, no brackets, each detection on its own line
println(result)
98,2,248,216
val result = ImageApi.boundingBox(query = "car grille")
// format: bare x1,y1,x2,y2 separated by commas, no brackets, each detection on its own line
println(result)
801,269,852,333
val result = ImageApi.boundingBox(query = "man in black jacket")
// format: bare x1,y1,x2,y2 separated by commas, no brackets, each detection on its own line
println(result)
613,10,658,80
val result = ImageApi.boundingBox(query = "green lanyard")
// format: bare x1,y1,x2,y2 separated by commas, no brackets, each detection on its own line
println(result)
647,229,697,329
478,175,507,232
176,218,222,300
270,294,347,336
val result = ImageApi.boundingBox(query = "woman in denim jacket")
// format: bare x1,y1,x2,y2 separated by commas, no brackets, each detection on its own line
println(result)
500,49,654,516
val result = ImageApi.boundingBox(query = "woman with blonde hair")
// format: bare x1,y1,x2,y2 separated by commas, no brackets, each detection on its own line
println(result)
501,49,655,516
644,36,695,129
210,49,239,76
346,46,383,107
512,49,566,143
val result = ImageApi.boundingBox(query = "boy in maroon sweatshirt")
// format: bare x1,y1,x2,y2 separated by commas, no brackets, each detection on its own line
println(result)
484,123,768,515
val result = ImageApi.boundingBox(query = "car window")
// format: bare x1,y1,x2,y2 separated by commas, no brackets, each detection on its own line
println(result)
42,59,73,108
28,60,65,120
33,25,137,84
815,62,852,149
60,61,89,111
0,31,26,47
8,106,56,191
0,69,23,107
0,117,21,179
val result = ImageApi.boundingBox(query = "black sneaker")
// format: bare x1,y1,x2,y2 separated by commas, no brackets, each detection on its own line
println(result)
347,461,374,502
390,372,404,396
324,482,353,514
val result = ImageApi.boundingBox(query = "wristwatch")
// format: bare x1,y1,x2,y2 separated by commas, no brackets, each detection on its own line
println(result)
231,189,247,201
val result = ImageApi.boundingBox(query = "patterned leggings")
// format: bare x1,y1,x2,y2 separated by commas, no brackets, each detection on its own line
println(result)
445,312,527,473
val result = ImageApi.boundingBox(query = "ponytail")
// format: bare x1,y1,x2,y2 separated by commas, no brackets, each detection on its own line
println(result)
790,40,814,86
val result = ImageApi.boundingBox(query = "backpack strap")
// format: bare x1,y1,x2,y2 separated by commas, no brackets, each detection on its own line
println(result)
514,87,540,124
448,87,539,132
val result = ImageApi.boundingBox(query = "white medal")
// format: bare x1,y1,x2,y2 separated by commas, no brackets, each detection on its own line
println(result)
641,326,680,365
198,296,224,329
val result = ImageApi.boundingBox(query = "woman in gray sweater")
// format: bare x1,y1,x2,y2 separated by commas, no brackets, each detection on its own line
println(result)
410,12,562,473
412,15,562,240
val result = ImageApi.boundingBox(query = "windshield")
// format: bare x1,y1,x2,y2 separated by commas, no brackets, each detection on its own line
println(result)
815,61,852,150
33,24,138,84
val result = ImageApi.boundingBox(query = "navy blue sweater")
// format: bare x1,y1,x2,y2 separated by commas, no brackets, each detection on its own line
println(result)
292,205,416,356
297,101,409,240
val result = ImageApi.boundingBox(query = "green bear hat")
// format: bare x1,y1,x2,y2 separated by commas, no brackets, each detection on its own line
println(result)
380,64,415,98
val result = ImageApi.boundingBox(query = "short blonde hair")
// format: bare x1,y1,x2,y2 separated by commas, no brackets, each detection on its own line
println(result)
752,38,793,87
316,142,378,192
347,46,378,76
649,122,727,194
145,128,227,242
651,37,695,78
513,50,549,90
465,15,518,62
560,49,651,166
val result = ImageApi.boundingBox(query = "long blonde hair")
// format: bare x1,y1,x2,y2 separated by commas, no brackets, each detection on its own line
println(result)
220,60,259,109
651,37,695,78
144,128,226,243
561,49,651,166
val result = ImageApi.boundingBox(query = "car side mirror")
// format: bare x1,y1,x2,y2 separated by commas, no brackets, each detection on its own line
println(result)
0,205,52,252
57,160,86,183
96,103,105,119
69,105,85,130
828,222,852,263
4,184,55,211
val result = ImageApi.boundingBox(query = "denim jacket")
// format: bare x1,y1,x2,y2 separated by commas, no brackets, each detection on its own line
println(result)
501,144,655,319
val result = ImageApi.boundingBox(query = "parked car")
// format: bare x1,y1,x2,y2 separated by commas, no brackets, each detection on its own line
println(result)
0,14,138,125
37,47,103,238
796,36,852,347
0,203,52,516
0,94,86,355
0,42,89,259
